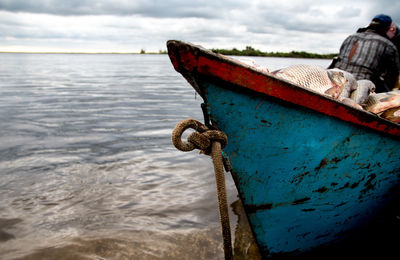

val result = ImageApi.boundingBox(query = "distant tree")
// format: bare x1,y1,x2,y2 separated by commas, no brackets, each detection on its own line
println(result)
211,46,337,59
140,49,146,54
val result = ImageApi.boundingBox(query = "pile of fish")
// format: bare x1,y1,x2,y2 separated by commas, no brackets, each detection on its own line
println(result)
363,91,400,123
269,64,400,124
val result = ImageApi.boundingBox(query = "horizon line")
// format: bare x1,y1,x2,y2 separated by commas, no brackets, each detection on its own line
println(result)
0,51,167,54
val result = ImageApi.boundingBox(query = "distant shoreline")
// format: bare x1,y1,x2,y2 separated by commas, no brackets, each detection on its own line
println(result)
211,46,337,59
0,47,337,59
0,52,165,55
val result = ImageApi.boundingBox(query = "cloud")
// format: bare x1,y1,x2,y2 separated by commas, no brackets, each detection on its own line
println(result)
0,0,400,53
0,0,245,18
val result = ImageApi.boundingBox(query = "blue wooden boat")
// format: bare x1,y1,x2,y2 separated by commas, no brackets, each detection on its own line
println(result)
167,40,400,257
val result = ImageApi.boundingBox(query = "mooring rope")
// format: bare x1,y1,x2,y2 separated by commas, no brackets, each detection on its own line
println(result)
172,119,232,260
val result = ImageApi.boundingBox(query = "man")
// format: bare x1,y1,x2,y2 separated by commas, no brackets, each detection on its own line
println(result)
329,14,400,92
387,24,400,89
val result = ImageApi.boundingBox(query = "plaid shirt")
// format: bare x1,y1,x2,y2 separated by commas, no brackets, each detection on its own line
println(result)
333,30,400,92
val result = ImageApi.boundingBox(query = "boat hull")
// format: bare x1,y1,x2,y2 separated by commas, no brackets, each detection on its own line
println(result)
204,79,400,256
167,40,400,257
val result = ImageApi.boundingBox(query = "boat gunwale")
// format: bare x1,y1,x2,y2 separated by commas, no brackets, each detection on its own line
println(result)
167,40,400,138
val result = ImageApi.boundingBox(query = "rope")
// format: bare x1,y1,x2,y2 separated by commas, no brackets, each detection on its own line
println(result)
172,119,232,260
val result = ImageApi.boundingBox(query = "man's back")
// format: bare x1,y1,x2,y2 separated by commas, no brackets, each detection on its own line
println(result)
333,30,399,92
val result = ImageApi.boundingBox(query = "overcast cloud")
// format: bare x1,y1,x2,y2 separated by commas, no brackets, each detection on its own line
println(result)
0,0,399,53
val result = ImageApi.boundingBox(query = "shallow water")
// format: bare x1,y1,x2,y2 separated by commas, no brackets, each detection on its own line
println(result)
9,52,396,259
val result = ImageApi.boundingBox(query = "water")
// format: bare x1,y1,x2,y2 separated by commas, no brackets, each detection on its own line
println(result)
0,53,330,259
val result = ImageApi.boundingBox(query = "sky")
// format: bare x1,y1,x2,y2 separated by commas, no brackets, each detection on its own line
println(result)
0,0,399,54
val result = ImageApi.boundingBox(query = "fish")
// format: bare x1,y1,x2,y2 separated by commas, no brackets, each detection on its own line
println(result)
350,80,376,105
380,106,400,123
236,58,269,73
328,68,358,99
272,65,348,99
238,57,257,67
362,90,400,114
339,97,363,110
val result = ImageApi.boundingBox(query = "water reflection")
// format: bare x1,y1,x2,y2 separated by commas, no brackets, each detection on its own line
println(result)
8,199,263,260
231,200,262,260
0,53,331,259
14,229,223,260
0,218,22,242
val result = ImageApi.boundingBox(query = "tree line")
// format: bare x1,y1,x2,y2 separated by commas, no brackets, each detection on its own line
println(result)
211,46,337,59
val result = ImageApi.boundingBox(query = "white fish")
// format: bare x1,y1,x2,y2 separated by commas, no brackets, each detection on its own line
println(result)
329,68,358,99
272,65,348,99
363,90,400,114
339,97,364,110
380,106,400,123
350,80,376,105
237,58,269,73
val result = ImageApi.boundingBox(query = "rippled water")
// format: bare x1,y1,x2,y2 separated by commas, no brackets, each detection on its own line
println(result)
0,53,331,259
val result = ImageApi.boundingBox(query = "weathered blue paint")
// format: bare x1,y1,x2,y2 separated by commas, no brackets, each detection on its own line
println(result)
203,81,400,256
166,40,400,257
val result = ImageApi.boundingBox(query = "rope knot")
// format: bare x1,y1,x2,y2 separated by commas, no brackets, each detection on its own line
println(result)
171,118,232,259
172,119,227,154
